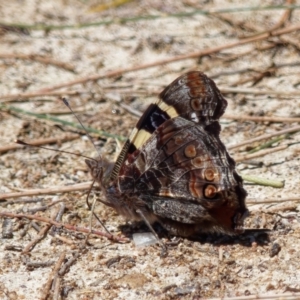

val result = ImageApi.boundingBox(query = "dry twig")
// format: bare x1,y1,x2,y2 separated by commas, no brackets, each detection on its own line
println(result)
224,114,300,123
220,86,300,96
240,0,295,39
40,251,66,300
0,211,129,242
22,223,52,253
208,292,300,300
0,53,75,72
0,182,91,200
228,124,300,150
0,24,298,99
235,145,288,162
247,197,300,204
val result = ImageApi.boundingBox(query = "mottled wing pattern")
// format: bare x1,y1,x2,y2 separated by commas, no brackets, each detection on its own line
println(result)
110,71,227,180
105,71,247,235
159,71,227,124
118,117,246,234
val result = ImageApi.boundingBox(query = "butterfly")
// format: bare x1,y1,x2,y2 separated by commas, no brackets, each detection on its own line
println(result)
86,71,248,239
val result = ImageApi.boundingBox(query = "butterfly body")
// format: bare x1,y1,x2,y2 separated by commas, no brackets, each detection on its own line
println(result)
86,71,248,237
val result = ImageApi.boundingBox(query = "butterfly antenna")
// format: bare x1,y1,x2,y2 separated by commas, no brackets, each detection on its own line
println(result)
17,139,111,230
61,97,101,157
16,139,97,162
136,209,168,257
61,98,115,236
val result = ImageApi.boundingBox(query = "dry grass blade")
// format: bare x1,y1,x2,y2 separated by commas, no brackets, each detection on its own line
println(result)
247,197,300,204
220,86,300,96
241,174,285,188
240,0,295,39
228,124,300,150
0,53,75,72
0,90,82,102
235,145,288,162
2,2,300,297
224,114,300,123
0,24,297,97
40,251,66,300
207,292,300,300
88,0,134,13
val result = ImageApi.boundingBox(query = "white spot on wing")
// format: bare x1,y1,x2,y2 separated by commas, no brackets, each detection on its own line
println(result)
190,112,199,122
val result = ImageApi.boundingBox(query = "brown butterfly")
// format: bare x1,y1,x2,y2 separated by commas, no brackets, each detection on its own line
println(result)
86,71,248,239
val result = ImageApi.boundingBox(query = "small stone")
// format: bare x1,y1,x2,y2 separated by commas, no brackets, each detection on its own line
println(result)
132,232,157,247
269,243,281,257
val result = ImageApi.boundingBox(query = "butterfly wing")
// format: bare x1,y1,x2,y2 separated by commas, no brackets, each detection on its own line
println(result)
118,117,247,235
109,71,227,180
105,71,248,236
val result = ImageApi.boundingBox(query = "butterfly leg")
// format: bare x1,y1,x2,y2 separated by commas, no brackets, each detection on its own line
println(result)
136,208,168,257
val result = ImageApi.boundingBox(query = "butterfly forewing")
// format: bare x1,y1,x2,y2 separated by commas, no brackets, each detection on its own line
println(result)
124,71,227,155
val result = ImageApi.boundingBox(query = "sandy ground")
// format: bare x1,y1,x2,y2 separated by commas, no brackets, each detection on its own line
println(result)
1,1,300,299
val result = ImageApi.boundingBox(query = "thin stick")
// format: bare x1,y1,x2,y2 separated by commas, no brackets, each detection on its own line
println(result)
207,292,300,300
235,145,288,163
224,114,300,123
53,235,75,245
247,197,300,204
0,23,296,98
262,203,296,213
22,223,52,253
228,124,300,150
219,86,300,96
279,34,300,50
49,203,65,236
38,24,300,92
58,250,81,276
240,0,295,39
0,182,92,200
0,54,75,72
52,277,61,300
40,251,66,300
0,211,129,242
1,5,299,31
22,207,61,254
269,0,294,30
211,60,300,81
247,134,290,154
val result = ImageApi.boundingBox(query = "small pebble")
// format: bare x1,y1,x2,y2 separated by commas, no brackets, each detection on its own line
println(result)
269,243,281,257
132,232,157,247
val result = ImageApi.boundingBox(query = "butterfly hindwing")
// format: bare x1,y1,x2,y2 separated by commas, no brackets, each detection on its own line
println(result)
116,116,247,234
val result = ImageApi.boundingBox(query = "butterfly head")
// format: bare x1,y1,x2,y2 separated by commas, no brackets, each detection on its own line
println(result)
85,156,114,188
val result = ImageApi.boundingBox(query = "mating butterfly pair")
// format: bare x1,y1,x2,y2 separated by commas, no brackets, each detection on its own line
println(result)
86,71,248,238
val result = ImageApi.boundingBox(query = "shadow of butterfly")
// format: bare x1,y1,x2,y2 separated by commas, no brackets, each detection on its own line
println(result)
86,71,248,238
